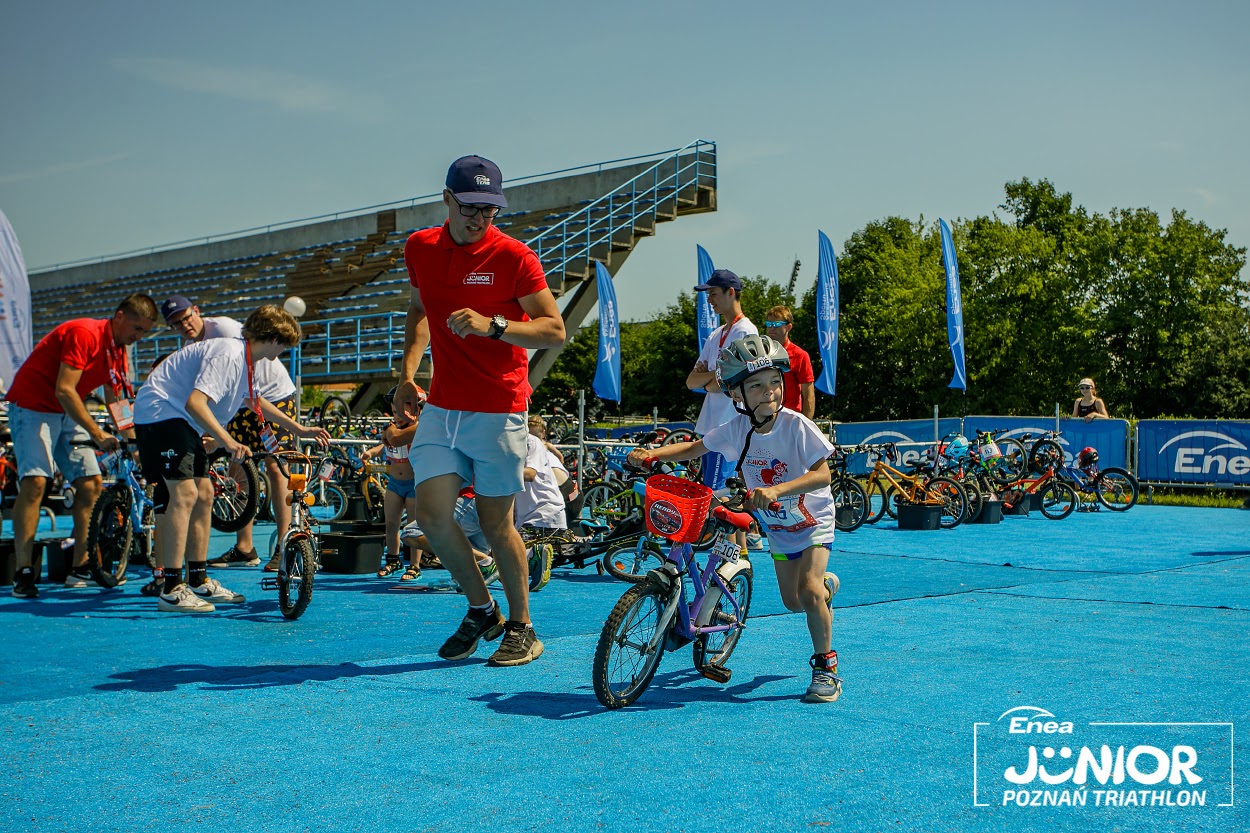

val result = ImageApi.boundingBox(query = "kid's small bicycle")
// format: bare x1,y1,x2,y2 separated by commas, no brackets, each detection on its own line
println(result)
592,465,777,709
258,451,322,619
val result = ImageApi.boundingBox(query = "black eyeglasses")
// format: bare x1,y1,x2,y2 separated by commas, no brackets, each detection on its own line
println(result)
450,195,500,219
1079,385,1092,390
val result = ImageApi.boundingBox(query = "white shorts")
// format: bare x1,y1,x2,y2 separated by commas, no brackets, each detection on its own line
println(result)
409,406,528,497
8,404,102,482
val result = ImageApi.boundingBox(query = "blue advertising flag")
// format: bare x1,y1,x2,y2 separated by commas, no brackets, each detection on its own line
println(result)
695,245,719,354
939,218,967,390
592,261,621,402
814,231,839,396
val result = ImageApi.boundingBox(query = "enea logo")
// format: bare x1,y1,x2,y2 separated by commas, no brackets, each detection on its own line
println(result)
859,430,926,465
473,174,491,186
648,500,683,536
973,706,1233,810
1157,431,1250,478
463,273,494,286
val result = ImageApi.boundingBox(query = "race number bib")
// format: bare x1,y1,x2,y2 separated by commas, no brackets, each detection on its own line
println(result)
107,399,135,432
258,423,280,454
318,462,337,482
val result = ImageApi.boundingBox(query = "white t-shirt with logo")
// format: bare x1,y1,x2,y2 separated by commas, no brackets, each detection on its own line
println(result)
135,338,250,434
201,316,296,401
701,408,836,553
514,434,567,530
694,315,759,435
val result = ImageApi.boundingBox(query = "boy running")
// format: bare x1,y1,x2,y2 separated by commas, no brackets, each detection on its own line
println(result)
628,334,843,703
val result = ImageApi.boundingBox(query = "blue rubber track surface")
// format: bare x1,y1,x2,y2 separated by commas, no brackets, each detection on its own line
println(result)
1,505,1246,832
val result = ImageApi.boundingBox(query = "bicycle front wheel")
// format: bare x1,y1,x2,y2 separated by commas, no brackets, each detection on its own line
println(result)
278,536,317,620
863,477,888,525
86,484,132,588
988,438,1028,486
1028,439,1065,473
208,451,260,533
925,476,968,529
1039,480,1077,520
309,482,348,523
592,582,671,709
1095,467,1139,511
693,568,753,672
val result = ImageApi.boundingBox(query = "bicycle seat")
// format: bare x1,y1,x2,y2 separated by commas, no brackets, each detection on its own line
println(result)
577,519,610,536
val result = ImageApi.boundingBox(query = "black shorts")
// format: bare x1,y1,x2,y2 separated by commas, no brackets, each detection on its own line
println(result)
227,395,297,453
136,418,207,483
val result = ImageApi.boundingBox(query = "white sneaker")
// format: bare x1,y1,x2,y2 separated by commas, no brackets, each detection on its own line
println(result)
190,578,246,605
158,583,215,613
63,571,91,589
746,532,764,551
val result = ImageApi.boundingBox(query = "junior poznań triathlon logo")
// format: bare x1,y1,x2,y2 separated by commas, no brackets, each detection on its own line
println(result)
973,707,1234,809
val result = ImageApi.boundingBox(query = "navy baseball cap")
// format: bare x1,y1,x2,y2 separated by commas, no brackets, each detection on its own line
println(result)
694,269,741,292
161,295,195,322
446,155,507,209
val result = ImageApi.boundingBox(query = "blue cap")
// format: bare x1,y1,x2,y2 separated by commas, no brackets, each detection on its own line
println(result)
161,295,195,322
445,155,507,209
694,269,741,293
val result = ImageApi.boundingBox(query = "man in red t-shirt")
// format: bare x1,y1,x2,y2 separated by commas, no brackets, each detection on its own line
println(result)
5,295,158,598
764,305,816,419
393,155,565,667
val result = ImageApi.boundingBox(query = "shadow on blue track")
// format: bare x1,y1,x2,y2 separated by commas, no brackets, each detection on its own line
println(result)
469,670,796,720
1192,550,1250,557
94,657,460,693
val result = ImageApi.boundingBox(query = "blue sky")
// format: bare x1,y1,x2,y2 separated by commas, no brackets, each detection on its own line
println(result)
1,0,1247,321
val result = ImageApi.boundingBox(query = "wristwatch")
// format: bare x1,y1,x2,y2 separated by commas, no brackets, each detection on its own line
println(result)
489,315,508,340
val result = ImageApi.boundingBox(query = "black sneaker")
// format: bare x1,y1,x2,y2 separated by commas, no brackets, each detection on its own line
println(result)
488,621,545,667
208,546,260,568
437,604,506,661
11,567,38,599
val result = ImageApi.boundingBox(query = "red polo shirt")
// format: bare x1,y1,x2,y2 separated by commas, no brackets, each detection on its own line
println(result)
6,318,128,413
405,224,548,413
781,339,815,413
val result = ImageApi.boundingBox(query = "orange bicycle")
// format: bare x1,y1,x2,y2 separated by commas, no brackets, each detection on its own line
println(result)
861,443,969,528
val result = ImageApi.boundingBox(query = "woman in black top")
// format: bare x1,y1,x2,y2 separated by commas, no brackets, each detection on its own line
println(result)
1072,377,1109,422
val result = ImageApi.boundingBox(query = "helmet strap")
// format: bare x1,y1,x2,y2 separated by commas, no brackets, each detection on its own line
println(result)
733,385,779,430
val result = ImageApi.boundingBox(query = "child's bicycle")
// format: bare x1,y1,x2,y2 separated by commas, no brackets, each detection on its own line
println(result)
592,465,777,709
258,451,322,620
75,438,155,587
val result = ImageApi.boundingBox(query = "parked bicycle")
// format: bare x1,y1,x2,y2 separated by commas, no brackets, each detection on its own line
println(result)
860,443,968,528
1057,446,1139,511
76,439,155,587
258,451,322,619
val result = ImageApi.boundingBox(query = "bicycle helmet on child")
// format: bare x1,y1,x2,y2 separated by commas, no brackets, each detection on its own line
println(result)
1078,447,1099,467
716,334,791,392
384,383,427,407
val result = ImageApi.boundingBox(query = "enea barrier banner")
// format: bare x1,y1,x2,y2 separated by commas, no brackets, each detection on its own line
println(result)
1136,419,1250,487
832,418,962,475
962,416,1129,470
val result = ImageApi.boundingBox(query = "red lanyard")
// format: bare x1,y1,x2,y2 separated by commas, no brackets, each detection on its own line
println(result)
718,313,743,349
104,335,133,399
244,340,262,416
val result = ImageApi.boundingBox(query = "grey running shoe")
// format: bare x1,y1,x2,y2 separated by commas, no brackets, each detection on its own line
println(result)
805,651,843,703
488,621,545,667
438,604,506,661
63,570,91,589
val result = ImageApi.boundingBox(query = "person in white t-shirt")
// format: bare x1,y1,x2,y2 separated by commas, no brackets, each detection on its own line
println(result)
134,305,322,613
161,295,327,574
686,269,757,492
629,334,844,704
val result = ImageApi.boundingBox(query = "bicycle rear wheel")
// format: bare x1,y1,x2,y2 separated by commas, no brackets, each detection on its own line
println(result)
602,539,666,583
278,537,317,620
86,484,132,588
662,429,698,446
925,476,968,529
318,396,353,435
1028,439,1065,473
863,478,889,524
1095,467,1138,511
958,476,984,523
208,451,260,533
693,569,752,672
989,438,1028,485
592,582,671,709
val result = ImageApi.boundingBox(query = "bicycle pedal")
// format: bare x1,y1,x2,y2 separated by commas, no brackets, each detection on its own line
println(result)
260,578,278,591
698,664,732,684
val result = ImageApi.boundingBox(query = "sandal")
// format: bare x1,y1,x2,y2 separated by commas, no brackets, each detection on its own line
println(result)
377,558,403,578
419,551,442,570
399,563,422,581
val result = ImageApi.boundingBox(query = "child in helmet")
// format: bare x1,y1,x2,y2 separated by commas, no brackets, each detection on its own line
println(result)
627,334,843,703
362,384,425,579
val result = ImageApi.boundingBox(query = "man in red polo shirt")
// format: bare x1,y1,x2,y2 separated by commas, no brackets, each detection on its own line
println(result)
764,304,816,419
393,155,565,667
5,294,158,598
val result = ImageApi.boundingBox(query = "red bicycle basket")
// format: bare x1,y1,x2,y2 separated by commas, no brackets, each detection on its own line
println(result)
643,474,713,543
